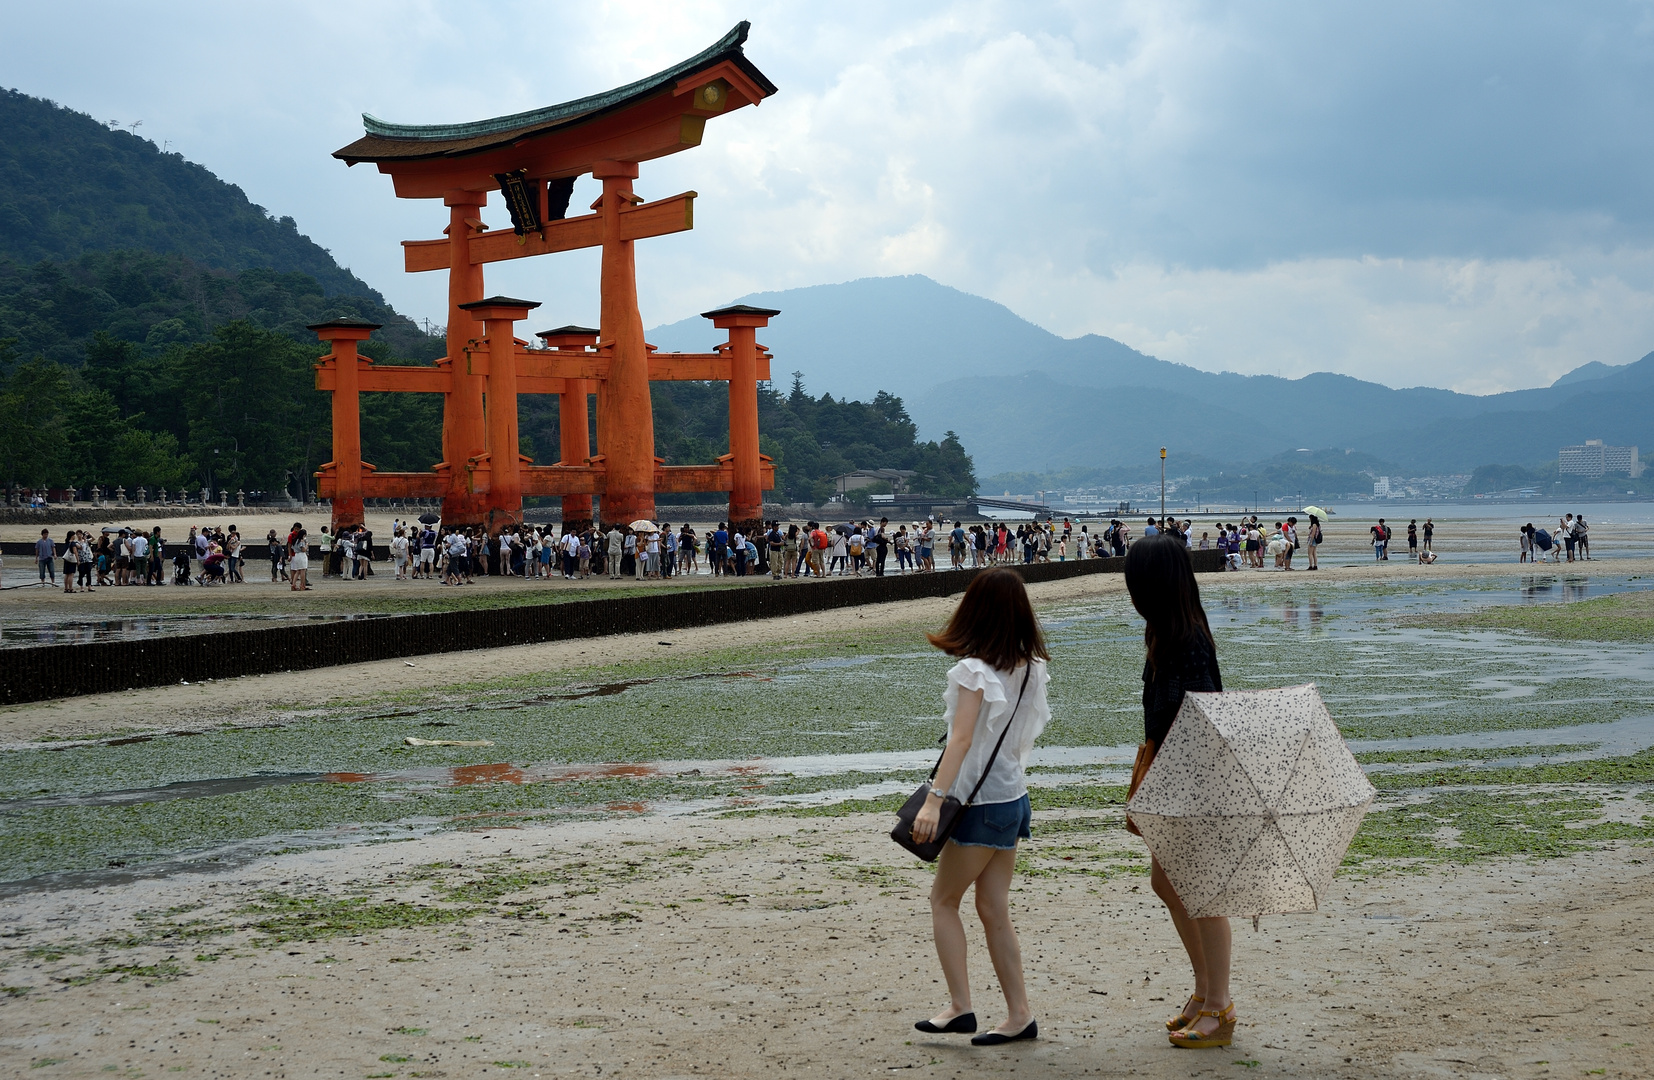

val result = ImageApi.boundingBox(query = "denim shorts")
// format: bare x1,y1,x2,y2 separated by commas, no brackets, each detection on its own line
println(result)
950,794,1032,850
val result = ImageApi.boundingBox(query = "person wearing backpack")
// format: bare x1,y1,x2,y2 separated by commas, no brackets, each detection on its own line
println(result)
808,522,829,577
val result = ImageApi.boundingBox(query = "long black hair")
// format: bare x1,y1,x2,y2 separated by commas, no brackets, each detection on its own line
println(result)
1123,535,1215,676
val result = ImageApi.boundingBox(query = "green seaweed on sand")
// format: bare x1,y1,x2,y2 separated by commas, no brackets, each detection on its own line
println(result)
1355,743,1600,764
1397,589,1654,642
1370,748,1654,790
236,893,481,944
1346,789,1654,868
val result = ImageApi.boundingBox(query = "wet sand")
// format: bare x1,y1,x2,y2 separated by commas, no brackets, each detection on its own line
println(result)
8,558,1654,747
4,560,1652,1077
0,807,1648,1078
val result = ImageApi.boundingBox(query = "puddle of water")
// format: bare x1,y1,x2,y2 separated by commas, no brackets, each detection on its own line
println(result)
6,570,1654,890
0,612,386,648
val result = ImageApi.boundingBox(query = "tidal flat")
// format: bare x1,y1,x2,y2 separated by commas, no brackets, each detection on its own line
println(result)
5,566,1654,1079
3,570,1653,885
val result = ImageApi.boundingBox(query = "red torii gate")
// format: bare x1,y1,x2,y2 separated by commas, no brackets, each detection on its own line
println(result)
312,22,779,535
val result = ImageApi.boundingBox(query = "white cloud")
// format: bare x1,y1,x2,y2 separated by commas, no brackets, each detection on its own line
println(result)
988,251,1654,393
5,1,1654,392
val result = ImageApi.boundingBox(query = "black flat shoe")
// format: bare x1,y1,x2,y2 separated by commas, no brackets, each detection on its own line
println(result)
914,1012,977,1034
971,1020,1037,1046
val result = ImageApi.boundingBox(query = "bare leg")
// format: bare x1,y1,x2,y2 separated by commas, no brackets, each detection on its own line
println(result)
973,847,1033,1033
1153,857,1208,1021
1185,916,1233,1035
927,842,997,1025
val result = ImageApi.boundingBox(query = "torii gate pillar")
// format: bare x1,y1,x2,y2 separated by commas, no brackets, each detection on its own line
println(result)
703,305,779,535
308,317,381,533
537,326,600,532
459,295,541,534
593,160,656,528
442,191,489,528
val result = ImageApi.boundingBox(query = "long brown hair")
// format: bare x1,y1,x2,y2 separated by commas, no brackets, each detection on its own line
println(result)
1123,535,1215,675
927,568,1049,671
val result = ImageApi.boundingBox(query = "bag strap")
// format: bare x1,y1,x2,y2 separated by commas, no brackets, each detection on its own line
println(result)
927,664,1036,801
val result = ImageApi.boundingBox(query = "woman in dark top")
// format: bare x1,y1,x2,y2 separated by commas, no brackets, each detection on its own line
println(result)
1124,536,1234,1049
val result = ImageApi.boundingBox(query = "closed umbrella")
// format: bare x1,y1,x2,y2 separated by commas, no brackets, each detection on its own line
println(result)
1127,684,1374,919
1300,505,1333,520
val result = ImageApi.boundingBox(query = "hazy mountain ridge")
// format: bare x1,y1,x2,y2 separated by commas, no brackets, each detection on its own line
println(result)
651,275,1654,475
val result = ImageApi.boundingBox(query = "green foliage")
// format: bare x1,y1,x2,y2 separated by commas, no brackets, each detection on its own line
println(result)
530,376,977,505
0,250,441,366
0,253,445,492
0,88,374,297
1463,458,1654,497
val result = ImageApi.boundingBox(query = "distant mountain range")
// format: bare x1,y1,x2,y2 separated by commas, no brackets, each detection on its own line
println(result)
650,275,1654,477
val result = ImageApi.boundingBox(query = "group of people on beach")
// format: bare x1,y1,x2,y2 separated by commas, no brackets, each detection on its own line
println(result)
30,524,253,590
908,539,1235,1050
1519,514,1592,563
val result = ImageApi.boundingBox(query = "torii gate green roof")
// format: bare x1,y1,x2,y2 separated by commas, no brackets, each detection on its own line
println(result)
335,22,776,164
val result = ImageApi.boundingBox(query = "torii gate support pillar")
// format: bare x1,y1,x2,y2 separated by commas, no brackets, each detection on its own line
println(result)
309,317,381,534
537,326,600,532
442,191,489,529
460,296,540,535
593,160,656,528
704,305,780,535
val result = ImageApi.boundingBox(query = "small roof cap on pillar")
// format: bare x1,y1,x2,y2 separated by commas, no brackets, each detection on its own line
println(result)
536,325,601,338
459,295,543,311
306,316,383,332
701,304,781,319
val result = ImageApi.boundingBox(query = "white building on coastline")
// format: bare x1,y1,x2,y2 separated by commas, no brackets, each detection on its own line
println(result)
1558,440,1643,478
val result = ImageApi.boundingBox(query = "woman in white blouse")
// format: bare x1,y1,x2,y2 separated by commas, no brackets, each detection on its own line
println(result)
910,568,1051,1046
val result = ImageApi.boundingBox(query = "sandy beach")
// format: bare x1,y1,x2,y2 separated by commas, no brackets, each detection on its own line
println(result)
0,804,1648,1078
3,559,1652,1078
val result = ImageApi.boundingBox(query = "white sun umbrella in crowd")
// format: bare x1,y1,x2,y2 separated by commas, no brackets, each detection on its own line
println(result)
629,519,658,533
1127,684,1374,920
1300,505,1333,520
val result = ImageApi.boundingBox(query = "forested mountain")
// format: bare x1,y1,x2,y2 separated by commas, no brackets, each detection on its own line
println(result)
0,89,376,297
0,88,974,504
521,375,975,506
0,251,442,366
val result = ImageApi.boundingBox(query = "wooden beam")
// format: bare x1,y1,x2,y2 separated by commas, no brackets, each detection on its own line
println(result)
647,353,771,381
403,192,696,273
316,365,450,393
317,471,449,499
654,462,776,494
317,351,767,392
520,465,607,496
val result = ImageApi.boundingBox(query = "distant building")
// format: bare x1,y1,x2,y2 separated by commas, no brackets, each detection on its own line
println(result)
1558,440,1644,478
1372,476,1391,496
830,468,918,498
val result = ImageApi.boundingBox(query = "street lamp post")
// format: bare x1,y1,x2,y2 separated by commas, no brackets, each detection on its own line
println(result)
1159,447,1167,522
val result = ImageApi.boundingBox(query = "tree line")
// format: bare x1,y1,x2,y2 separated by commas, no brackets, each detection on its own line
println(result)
1,253,975,506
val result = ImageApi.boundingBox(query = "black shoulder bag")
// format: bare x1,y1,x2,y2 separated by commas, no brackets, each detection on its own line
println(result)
891,665,1033,862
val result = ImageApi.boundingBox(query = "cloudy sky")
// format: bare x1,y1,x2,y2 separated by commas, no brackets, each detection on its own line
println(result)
7,1,1654,394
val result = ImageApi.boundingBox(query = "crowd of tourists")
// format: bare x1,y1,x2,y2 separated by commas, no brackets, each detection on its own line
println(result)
16,511,1333,591
28,523,258,591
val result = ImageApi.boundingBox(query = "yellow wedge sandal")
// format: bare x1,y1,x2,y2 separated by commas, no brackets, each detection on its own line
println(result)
1168,1002,1236,1048
1165,994,1203,1032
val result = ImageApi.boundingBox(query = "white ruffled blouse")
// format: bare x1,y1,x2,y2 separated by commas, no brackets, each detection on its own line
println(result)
941,657,1051,806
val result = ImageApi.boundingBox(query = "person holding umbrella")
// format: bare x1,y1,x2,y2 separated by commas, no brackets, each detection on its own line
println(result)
1123,536,1234,1048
